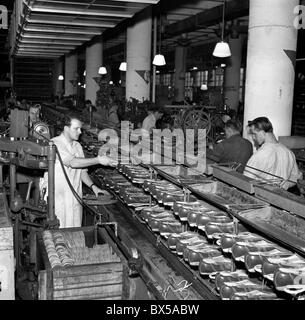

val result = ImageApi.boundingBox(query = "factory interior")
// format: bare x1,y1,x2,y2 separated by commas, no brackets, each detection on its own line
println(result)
1,0,305,301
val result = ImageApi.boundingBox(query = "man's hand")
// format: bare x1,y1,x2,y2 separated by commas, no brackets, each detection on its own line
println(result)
92,185,111,198
98,155,118,167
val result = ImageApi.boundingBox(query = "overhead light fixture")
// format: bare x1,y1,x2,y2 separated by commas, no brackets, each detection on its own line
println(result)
156,70,160,74
83,84,86,89
119,62,127,72
119,80,122,84
98,66,107,75
58,75,64,80
221,63,226,68
153,14,166,66
120,33,127,72
192,67,198,71
200,84,208,91
78,82,81,86
213,0,231,58
83,70,86,76
109,80,114,85
153,54,166,66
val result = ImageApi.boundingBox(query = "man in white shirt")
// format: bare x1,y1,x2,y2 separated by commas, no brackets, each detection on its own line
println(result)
244,117,302,190
142,108,164,135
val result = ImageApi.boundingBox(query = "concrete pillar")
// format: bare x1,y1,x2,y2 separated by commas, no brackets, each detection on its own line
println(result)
243,0,298,138
174,39,188,102
126,7,152,101
85,42,103,104
65,53,78,96
224,35,243,112
54,59,64,98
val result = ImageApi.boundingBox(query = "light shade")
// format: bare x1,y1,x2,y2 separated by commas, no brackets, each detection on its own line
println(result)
83,70,86,76
153,54,166,66
200,84,208,91
109,81,114,85
58,75,64,80
213,41,231,58
98,66,107,75
119,62,127,71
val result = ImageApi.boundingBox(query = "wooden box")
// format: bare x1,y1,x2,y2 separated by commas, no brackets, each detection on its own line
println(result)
37,226,130,300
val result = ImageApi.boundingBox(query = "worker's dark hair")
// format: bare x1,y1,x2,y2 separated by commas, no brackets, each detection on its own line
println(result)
247,117,273,133
85,100,92,105
63,114,81,128
225,119,242,133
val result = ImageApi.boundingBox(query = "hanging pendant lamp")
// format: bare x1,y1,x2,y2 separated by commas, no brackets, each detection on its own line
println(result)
153,14,166,66
213,0,231,58
119,62,127,71
98,66,107,75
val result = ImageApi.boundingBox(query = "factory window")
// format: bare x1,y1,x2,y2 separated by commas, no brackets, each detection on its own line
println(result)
185,72,194,101
195,71,208,87
162,74,172,86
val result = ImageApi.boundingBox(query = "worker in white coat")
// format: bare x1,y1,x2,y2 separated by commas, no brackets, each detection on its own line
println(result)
43,115,117,228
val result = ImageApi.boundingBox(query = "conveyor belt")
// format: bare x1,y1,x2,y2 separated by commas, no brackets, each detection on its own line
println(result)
91,178,218,300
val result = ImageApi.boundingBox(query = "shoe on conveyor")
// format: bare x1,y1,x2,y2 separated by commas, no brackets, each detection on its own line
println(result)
176,236,206,256
195,213,231,231
218,232,264,253
215,270,249,291
231,240,281,263
274,267,305,296
219,279,273,300
182,241,211,263
262,254,305,281
159,221,184,237
199,256,233,276
244,249,292,273
187,246,222,267
167,232,197,250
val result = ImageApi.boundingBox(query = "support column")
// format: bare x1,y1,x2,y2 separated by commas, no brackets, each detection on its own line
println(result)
174,36,189,102
54,59,64,98
85,42,103,104
243,0,298,138
224,34,243,112
126,7,152,101
65,53,78,97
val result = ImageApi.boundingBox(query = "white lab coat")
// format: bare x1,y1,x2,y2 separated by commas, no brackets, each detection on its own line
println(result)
244,142,302,190
52,134,87,228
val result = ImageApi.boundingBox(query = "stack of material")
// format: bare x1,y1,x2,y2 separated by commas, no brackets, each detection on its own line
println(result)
40,229,126,300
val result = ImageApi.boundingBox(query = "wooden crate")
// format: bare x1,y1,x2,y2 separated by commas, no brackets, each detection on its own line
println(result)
0,192,15,300
37,226,130,300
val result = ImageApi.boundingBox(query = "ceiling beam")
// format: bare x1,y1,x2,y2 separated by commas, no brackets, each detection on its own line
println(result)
164,0,249,38
28,6,134,18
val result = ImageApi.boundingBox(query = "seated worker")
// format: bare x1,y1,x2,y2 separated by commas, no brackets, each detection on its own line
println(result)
142,107,164,135
85,100,97,113
207,120,253,173
29,104,41,128
107,99,120,128
244,117,302,190
41,115,117,228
